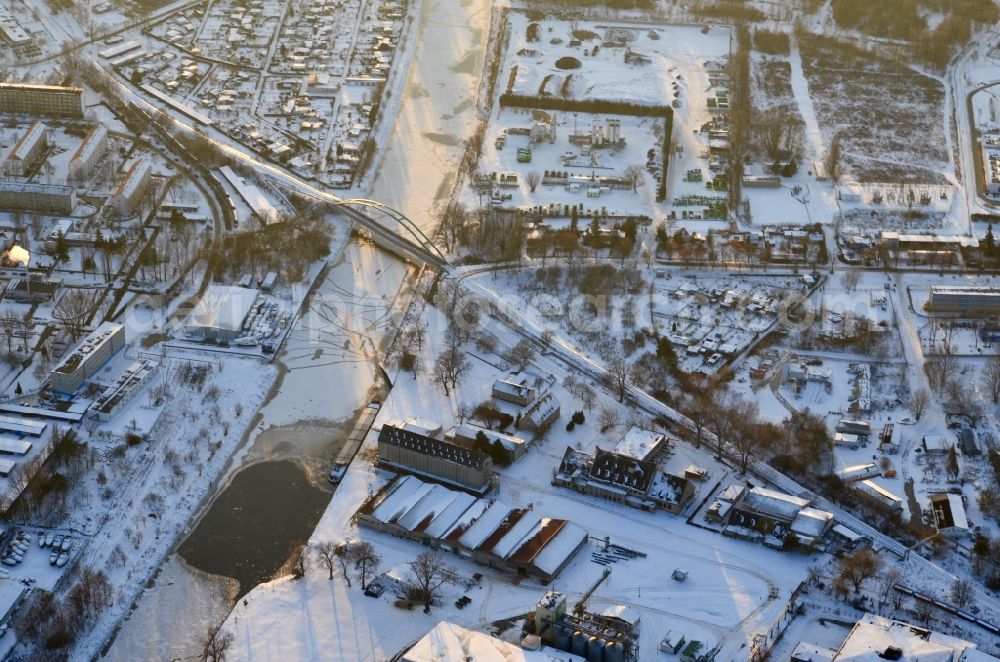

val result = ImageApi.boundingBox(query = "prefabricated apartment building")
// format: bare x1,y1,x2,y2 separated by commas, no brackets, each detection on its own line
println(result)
50,322,126,395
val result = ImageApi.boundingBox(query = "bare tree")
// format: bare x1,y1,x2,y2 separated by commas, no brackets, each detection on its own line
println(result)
624,164,645,192
526,170,541,193
291,545,308,579
837,548,883,593
925,354,958,394
436,201,468,252
606,352,631,402
504,339,535,370
408,552,453,613
316,541,337,580
756,107,795,161
950,578,975,609
203,628,234,662
334,543,353,587
54,289,94,339
432,349,470,396
983,352,1000,403
911,387,931,420
12,316,33,354
840,269,861,294
353,542,381,590
880,567,902,607
598,405,619,433
0,310,17,356
824,133,842,184
707,390,738,461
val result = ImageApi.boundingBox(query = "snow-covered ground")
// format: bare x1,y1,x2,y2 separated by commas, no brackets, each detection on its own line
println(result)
218,314,813,661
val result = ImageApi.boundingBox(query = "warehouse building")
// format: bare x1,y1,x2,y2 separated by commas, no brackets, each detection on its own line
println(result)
4,276,62,303
377,419,493,494
358,474,587,583
183,285,260,341
4,122,47,176
68,125,108,182
0,181,75,214
50,322,126,395
0,83,84,117
926,286,1000,315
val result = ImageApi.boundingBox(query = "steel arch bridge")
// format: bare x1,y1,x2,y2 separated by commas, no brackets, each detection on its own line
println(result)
267,178,451,272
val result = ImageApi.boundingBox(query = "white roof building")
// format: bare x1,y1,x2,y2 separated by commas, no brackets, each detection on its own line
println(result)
403,621,584,662
184,285,260,340
612,427,668,462
831,613,994,661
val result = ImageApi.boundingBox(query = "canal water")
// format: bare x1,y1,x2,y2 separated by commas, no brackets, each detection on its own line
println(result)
177,459,330,598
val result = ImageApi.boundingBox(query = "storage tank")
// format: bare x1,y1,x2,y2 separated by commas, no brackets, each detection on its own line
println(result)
603,628,618,640
604,641,624,662
572,631,588,656
554,627,571,652
587,636,605,662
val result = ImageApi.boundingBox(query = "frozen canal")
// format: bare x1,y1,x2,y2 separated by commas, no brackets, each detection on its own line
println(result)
103,0,485,652
102,241,414,661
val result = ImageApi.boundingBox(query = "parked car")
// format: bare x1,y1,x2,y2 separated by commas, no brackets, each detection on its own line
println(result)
328,463,348,484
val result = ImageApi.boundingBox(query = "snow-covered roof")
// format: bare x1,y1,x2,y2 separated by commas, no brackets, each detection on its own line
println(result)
396,484,465,532
855,480,902,508
402,621,585,662
718,483,746,502
601,604,640,627
740,486,809,521
527,521,586,577
383,418,442,438
492,371,536,399
790,507,834,538
589,450,655,492
114,157,152,201
488,510,539,558
612,426,667,461
833,613,986,661
524,392,559,426
184,285,259,334
447,423,526,452
457,500,514,550
442,498,492,541
929,493,968,531
836,464,880,482
52,321,123,378
922,435,952,452
790,641,835,662
7,122,45,163
370,475,434,524
422,491,478,539
648,471,688,506
69,125,107,165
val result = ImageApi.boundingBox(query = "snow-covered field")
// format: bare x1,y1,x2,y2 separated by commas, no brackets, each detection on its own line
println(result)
218,309,813,661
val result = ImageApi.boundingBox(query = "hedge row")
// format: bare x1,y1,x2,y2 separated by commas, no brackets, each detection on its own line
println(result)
657,106,673,202
498,93,669,117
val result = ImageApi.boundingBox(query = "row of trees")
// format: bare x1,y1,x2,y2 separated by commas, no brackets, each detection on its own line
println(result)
315,542,457,615
214,210,333,284
13,568,112,654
